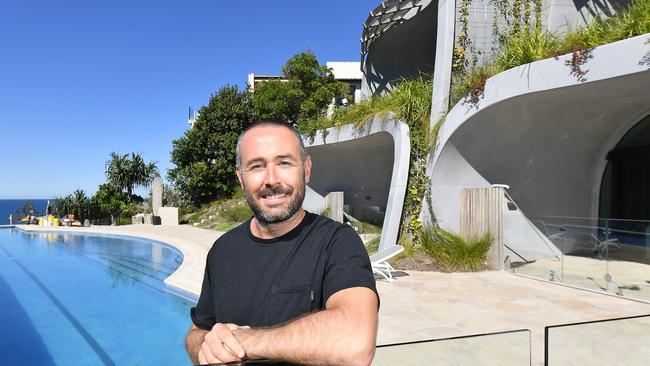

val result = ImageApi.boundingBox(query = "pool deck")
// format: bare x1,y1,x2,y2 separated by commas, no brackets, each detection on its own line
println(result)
14,224,650,365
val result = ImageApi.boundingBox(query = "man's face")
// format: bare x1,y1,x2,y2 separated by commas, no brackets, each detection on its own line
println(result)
237,125,312,225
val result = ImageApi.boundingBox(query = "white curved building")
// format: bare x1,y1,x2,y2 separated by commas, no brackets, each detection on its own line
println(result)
303,0,649,264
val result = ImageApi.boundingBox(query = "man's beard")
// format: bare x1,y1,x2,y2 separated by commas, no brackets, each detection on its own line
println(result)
244,182,306,225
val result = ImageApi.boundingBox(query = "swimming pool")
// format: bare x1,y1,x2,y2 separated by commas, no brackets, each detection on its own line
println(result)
0,228,194,365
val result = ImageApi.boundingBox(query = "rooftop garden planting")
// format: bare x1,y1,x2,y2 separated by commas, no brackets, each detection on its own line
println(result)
451,0,650,107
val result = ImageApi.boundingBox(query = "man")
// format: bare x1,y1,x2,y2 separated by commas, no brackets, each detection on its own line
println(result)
185,121,379,365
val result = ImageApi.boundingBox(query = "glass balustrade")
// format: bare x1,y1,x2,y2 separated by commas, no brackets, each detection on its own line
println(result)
373,329,531,366
545,314,650,366
511,215,650,302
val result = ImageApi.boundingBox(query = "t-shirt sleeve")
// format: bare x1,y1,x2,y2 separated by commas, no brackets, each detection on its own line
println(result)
190,248,217,330
322,226,379,306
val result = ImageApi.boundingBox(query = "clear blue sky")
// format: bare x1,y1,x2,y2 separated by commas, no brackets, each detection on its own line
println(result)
0,0,378,199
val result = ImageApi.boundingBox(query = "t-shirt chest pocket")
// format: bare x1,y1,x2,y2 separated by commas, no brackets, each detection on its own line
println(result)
268,283,314,325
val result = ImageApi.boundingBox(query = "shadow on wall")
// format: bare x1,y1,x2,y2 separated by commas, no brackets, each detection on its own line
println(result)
572,0,631,19
306,132,395,226
363,2,437,96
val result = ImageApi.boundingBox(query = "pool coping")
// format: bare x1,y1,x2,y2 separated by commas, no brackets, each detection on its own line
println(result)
9,225,222,302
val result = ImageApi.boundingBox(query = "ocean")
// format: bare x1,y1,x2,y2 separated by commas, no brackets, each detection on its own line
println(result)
0,199,50,225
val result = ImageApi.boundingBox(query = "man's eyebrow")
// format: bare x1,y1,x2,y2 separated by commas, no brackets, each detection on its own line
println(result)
244,158,265,167
276,154,298,161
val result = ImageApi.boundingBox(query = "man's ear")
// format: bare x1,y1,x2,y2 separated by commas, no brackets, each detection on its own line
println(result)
304,155,312,184
236,167,244,189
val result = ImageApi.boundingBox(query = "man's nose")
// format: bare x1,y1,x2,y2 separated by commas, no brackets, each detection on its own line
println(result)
264,165,279,185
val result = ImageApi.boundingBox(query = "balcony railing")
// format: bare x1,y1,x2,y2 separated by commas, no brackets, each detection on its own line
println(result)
512,215,650,302
374,329,531,365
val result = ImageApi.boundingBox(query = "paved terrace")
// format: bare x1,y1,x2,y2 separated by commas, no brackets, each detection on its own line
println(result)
16,224,650,365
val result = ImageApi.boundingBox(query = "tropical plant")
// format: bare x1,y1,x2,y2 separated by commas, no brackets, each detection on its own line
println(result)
53,195,73,217
105,152,158,203
70,189,90,222
420,226,492,272
168,85,255,206
90,183,128,225
253,51,348,136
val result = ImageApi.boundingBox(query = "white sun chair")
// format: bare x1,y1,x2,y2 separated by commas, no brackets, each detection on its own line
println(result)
370,245,404,282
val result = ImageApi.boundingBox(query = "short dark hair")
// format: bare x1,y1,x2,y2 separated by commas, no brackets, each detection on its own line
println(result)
236,120,307,168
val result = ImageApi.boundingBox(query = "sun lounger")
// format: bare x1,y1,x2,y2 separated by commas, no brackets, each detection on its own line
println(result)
370,245,404,282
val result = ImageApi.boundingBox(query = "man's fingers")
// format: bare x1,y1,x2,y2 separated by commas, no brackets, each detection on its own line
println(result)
201,342,221,364
204,324,243,362
217,324,246,358
224,323,250,331
197,348,207,365
221,333,246,359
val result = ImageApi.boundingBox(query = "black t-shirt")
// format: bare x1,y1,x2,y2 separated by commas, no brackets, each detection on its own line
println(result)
190,212,377,329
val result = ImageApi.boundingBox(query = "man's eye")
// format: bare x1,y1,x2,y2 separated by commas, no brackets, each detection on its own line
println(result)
279,161,291,166
249,165,263,171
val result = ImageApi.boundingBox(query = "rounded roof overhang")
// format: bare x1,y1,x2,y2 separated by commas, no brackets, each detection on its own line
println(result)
361,0,434,65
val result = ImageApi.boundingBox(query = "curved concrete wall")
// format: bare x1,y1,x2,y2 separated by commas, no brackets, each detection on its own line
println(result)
303,118,410,252
362,2,438,97
429,34,650,236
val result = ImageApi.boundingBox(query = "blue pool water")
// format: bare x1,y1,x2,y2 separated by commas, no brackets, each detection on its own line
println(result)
0,228,195,365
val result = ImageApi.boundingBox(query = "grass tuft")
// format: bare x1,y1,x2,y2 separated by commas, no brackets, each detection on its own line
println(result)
496,29,560,71
420,226,492,272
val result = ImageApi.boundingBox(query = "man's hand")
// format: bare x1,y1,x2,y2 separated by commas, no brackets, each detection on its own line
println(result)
199,323,249,364
232,287,378,365
186,323,249,365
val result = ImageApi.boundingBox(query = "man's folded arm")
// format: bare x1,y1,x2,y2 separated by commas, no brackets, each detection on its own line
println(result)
233,286,378,366
185,324,209,364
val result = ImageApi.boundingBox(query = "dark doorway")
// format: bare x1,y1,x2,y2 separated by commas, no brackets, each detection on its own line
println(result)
607,145,650,220
601,115,650,220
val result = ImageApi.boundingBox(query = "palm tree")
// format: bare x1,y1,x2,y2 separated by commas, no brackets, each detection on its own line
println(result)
53,195,74,217
105,152,159,203
71,189,89,222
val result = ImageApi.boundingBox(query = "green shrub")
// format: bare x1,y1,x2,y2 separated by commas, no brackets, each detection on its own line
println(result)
221,204,252,223
117,203,143,225
186,211,203,224
117,216,132,226
420,226,492,272
364,236,380,255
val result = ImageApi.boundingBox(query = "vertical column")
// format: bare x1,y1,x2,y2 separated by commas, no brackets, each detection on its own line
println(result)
325,192,345,223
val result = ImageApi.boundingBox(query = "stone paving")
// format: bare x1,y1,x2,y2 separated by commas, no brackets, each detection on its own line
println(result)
376,271,650,365
15,224,650,365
